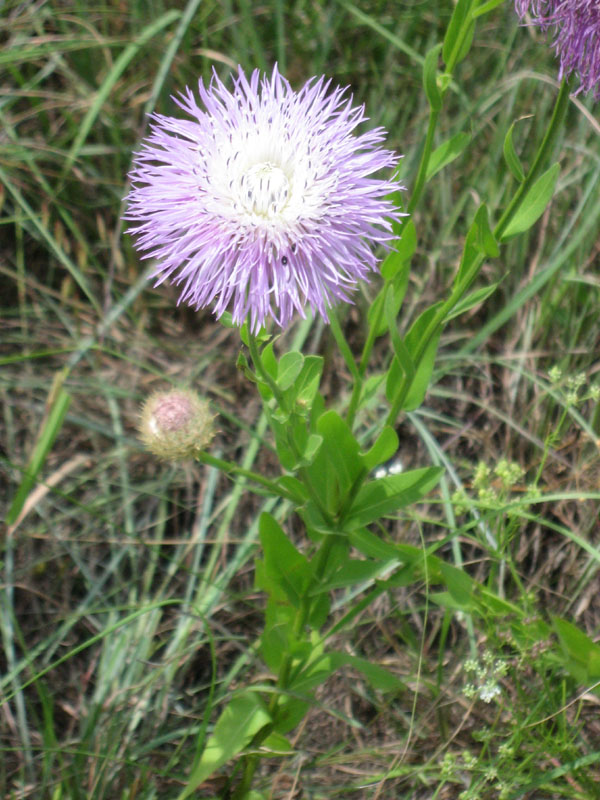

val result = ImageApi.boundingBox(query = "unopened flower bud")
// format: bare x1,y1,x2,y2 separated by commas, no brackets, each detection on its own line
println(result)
139,389,214,461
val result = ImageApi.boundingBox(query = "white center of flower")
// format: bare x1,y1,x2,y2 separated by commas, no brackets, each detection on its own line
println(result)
239,162,290,217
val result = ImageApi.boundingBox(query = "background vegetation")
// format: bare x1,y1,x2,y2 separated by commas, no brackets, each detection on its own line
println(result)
1,0,599,798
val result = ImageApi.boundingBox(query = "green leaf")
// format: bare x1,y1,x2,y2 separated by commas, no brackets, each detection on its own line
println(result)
218,311,235,328
259,599,295,672
344,467,443,529
553,616,600,682
503,121,525,183
291,355,323,412
315,558,393,591
239,321,270,347
366,289,387,338
305,410,365,514
380,219,416,280
308,592,330,629
277,351,304,390
178,691,271,799
439,562,474,606
443,0,475,68
472,0,507,18
290,657,337,695
348,527,403,560
477,587,521,617
269,413,317,469
261,731,293,754
261,341,278,379
256,512,311,606
426,132,471,181
445,282,499,321
384,288,416,408
423,43,442,111
400,303,443,411
501,162,560,240
370,221,416,338
454,204,498,292
268,414,297,470
273,696,313,734
300,433,323,466
361,427,399,472
291,650,403,696
475,204,499,257
361,372,386,406
275,475,308,503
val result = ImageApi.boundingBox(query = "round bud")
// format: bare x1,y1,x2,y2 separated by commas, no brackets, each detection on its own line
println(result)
139,389,215,461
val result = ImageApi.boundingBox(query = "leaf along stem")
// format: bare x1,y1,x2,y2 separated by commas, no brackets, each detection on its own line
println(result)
385,78,570,429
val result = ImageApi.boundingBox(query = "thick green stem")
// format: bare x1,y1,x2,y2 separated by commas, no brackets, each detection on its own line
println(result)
245,330,334,527
271,530,342,700
230,530,343,800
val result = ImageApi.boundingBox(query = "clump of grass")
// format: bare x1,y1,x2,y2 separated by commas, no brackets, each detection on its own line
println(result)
2,1,600,798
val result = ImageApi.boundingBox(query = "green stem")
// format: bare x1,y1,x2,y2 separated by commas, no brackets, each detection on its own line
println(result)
385,78,570,429
230,530,343,799
195,451,294,501
349,66,444,430
246,331,288,413
329,309,359,381
494,77,570,241
245,329,335,527
346,296,383,428
407,107,440,216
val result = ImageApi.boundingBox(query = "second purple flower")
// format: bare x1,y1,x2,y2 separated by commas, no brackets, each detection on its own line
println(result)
515,0,600,99
125,65,400,332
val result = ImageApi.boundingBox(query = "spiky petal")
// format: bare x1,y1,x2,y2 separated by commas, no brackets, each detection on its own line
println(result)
124,66,401,331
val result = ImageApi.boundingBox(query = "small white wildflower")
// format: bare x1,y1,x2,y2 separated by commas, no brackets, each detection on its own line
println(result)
473,461,491,488
479,680,501,703
441,752,457,777
548,365,562,384
565,390,579,407
485,766,498,781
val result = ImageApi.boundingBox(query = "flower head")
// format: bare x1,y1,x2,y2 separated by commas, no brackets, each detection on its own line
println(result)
125,65,400,331
139,389,215,461
515,0,600,99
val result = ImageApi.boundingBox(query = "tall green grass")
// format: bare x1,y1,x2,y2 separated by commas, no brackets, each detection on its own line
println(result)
1,1,599,798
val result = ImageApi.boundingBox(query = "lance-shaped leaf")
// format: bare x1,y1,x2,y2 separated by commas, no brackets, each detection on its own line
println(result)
501,163,560,240
178,691,271,799
343,466,443,529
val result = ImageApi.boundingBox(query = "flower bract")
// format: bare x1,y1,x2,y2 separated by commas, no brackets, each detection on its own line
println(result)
515,0,600,99
125,65,401,331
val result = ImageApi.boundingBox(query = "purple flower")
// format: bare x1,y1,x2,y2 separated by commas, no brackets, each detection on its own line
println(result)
515,0,600,99
124,66,400,332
